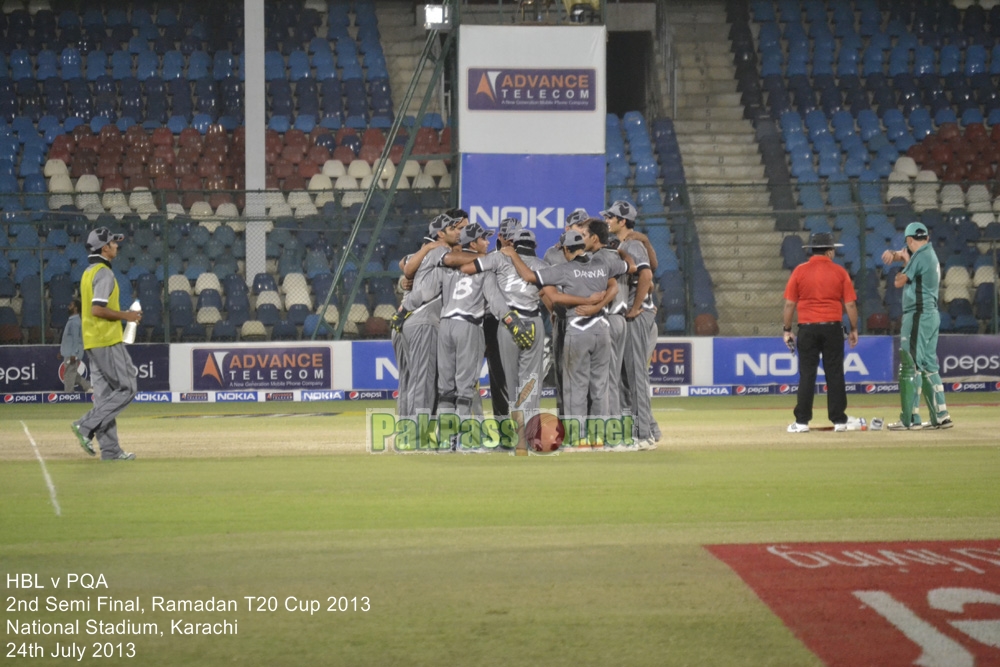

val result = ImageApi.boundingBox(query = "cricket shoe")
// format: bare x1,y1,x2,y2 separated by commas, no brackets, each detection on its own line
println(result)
887,421,922,431
787,423,810,433
928,418,954,430
635,437,657,451
71,422,95,456
103,451,135,461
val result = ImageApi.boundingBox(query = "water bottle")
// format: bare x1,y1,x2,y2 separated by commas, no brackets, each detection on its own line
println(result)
122,300,142,344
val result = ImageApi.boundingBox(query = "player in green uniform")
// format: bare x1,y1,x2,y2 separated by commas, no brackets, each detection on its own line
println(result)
881,222,953,430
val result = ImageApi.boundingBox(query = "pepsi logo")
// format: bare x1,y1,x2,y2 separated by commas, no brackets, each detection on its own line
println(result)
996,382,1000,391
4,394,13,403
736,385,747,395
865,384,877,394
480,388,489,397
778,384,792,394
348,391,360,400
392,390,399,399
47,393,58,402
822,384,828,392
951,383,962,391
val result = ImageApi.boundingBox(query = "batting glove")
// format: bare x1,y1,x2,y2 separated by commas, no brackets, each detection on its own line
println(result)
502,311,535,350
390,308,412,333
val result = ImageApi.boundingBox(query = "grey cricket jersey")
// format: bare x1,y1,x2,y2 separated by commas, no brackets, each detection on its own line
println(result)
533,255,613,333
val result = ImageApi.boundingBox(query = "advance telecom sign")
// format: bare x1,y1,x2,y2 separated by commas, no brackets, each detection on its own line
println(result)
467,68,596,112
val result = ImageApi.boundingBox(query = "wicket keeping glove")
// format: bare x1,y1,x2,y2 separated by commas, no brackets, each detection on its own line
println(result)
502,311,535,350
390,308,412,333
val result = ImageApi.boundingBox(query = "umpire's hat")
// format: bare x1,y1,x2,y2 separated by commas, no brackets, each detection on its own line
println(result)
805,232,844,249
86,226,124,253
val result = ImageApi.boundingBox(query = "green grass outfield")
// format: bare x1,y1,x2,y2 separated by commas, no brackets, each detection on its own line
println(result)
2,394,998,666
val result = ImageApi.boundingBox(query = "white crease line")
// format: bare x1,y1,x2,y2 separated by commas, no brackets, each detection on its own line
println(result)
20,421,61,517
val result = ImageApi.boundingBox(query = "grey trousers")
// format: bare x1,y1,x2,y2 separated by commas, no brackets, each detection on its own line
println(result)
607,313,626,416
497,314,545,419
391,328,409,417
622,310,658,440
402,320,438,417
63,359,92,393
437,318,484,417
77,344,136,459
562,324,611,423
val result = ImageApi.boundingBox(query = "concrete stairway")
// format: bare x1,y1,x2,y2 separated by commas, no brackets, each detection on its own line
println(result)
664,2,788,336
375,2,443,119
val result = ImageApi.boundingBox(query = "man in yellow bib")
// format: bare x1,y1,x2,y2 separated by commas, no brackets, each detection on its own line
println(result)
71,227,143,460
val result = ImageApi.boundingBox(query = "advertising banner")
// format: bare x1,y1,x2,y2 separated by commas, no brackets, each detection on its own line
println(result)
192,346,331,391
648,341,692,385
458,25,605,155
935,334,1000,379
0,344,169,392
350,340,399,390
713,336,894,385
461,153,606,252
350,341,490,391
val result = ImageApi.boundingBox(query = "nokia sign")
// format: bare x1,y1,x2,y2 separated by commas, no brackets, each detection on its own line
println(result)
216,392,258,402
302,391,344,402
688,386,732,396
134,392,171,402
713,337,893,385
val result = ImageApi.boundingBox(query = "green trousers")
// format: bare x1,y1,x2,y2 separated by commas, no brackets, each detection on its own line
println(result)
898,311,950,427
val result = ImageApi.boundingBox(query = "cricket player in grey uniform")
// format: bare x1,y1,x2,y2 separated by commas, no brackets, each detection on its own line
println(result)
392,213,466,416
504,229,618,444
436,223,494,417
465,227,548,419
542,208,591,415
71,227,142,461
480,217,523,418
605,201,660,449
568,217,635,416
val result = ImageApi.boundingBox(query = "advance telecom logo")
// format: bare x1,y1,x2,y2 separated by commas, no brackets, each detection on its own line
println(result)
468,68,596,112
194,347,330,391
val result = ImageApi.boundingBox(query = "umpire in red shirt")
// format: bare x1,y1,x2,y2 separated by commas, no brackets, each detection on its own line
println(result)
782,232,859,433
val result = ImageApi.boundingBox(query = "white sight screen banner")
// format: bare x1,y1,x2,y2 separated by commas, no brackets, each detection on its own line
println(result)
458,25,606,155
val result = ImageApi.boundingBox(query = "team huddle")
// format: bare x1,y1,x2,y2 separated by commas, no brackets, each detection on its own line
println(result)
390,202,662,451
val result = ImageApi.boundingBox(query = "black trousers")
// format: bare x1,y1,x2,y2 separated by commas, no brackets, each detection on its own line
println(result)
483,315,508,417
794,323,848,425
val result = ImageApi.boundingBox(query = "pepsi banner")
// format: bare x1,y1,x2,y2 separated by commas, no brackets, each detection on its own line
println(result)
462,153,606,254
192,346,330,391
713,336,894,385
935,334,1000,380
0,344,169,392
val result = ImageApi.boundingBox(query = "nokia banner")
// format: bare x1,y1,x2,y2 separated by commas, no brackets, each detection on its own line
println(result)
461,153,606,253
713,336,894,385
